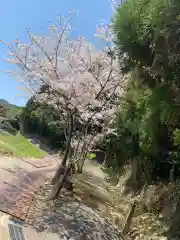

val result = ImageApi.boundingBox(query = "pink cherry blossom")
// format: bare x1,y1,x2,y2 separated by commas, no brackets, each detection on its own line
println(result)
2,14,126,166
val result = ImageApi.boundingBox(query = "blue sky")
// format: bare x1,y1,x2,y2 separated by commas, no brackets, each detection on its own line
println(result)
0,0,113,106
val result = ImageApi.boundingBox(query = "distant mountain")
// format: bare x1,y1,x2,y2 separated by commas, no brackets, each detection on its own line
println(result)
0,99,23,119
0,99,10,106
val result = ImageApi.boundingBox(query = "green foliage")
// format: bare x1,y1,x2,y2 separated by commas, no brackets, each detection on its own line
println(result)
173,129,180,148
0,99,23,119
7,116,20,131
102,0,180,183
87,153,96,160
112,0,180,86
99,75,180,181
0,120,17,135
0,104,6,118
21,97,65,149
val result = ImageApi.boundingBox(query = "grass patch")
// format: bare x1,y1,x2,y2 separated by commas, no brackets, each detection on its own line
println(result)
0,140,15,155
0,132,46,158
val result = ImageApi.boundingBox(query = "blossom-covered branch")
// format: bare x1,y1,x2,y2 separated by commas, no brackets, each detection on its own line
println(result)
2,14,125,198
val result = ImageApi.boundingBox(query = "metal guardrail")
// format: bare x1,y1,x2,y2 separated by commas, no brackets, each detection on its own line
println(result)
8,223,25,240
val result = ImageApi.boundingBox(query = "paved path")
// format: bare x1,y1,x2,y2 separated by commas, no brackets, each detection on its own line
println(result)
83,160,107,180
0,156,57,221
0,155,58,176
0,157,120,240
0,155,59,239
0,155,58,217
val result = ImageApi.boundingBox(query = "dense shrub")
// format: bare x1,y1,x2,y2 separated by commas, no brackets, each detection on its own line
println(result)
100,0,180,184
20,97,66,149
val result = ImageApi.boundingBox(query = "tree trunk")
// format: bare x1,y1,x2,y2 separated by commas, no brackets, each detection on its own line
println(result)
52,159,66,185
76,158,85,173
76,146,88,173
48,165,71,200
131,159,138,181
20,120,25,136
169,165,175,182
102,154,112,168
52,115,73,185
102,155,109,167
130,158,141,187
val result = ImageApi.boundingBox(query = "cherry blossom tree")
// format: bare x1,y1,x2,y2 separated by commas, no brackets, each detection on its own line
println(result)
1,14,125,199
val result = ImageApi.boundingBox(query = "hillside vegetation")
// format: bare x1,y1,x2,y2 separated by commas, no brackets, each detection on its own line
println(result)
0,99,23,119
0,132,46,158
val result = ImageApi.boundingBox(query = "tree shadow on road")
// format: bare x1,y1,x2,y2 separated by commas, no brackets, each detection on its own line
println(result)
25,173,121,240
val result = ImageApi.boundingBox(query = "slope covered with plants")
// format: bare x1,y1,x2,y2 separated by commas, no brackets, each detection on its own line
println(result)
0,99,23,119
92,0,180,237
